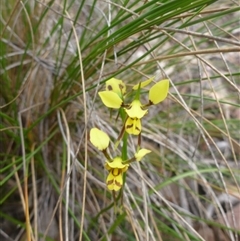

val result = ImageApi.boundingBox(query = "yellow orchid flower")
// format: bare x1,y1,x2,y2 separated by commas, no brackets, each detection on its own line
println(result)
125,117,141,135
90,128,110,151
90,127,151,191
123,100,147,135
105,78,126,96
124,79,169,135
105,157,129,191
98,77,169,136
98,78,126,109
124,100,147,119
149,79,169,105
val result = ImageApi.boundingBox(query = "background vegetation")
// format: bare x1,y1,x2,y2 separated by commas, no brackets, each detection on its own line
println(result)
0,0,239,240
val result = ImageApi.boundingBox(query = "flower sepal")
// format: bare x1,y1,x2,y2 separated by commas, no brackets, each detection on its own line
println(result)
148,79,169,105
90,128,110,151
98,91,123,109
132,76,155,90
122,148,151,164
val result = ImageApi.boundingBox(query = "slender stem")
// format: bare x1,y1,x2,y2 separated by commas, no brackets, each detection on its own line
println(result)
138,132,141,148
102,149,112,161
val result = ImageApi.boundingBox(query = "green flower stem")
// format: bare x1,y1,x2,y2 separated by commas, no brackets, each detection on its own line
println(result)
118,107,128,204
134,83,142,101
119,108,128,160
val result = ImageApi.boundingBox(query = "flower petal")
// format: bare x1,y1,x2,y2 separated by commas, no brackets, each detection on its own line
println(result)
106,78,126,96
125,117,141,135
90,128,110,150
98,91,123,108
149,79,169,104
135,148,151,161
106,157,129,169
124,100,147,118
132,76,155,90
106,169,123,191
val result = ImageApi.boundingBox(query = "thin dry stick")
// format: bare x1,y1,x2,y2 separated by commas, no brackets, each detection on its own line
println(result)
155,27,240,46
18,112,31,241
12,157,35,241
63,10,88,241
12,157,25,218
59,108,71,241
148,209,163,241
124,207,141,241
18,2,36,239
31,144,38,241
23,159,30,241
206,18,239,41
59,151,66,241
137,162,150,241
135,47,240,65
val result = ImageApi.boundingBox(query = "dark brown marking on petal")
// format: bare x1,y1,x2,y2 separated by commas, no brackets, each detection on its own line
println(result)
115,180,122,187
107,179,114,185
136,126,140,131
126,124,133,129
107,85,113,91
119,84,124,90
